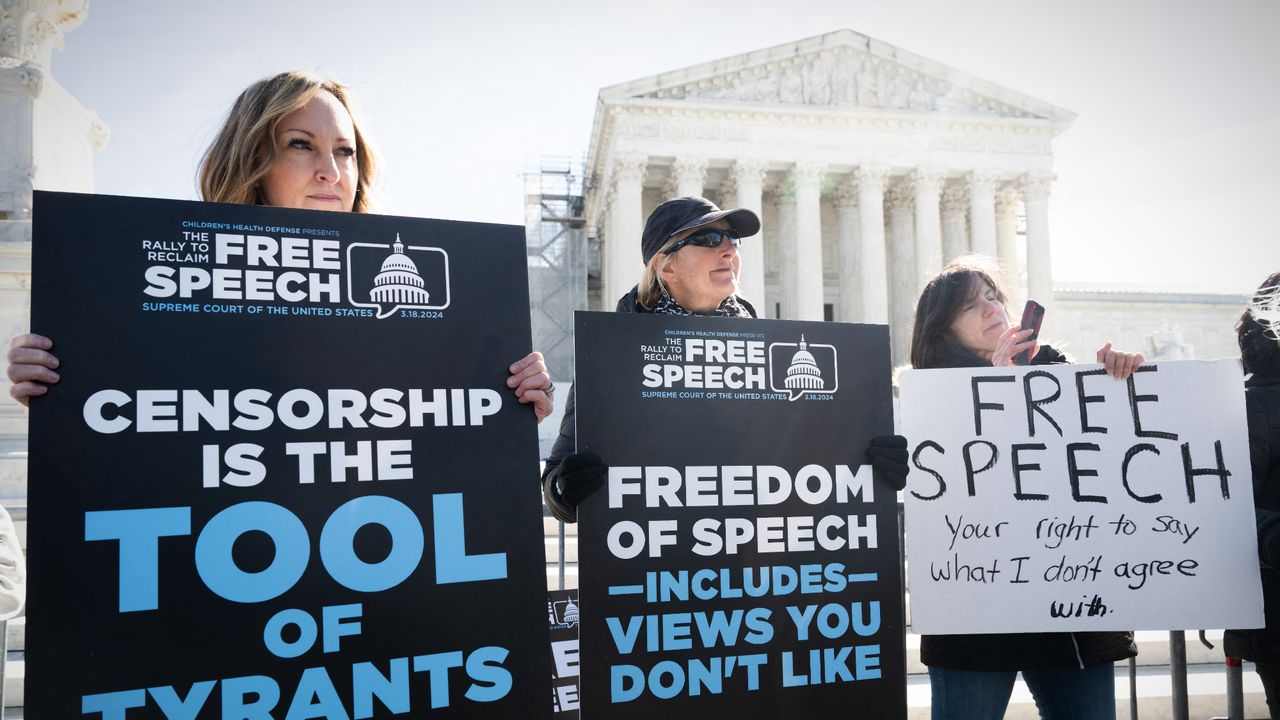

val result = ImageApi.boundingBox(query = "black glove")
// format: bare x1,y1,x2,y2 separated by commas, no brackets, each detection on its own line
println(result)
866,435,909,492
557,451,608,508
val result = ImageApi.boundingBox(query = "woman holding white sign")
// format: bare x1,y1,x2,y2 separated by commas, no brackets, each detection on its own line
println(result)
909,257,1143,720
541,195,910,521
7,71,554,420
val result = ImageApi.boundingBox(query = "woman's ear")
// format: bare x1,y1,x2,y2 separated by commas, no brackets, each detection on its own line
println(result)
657,253,677,280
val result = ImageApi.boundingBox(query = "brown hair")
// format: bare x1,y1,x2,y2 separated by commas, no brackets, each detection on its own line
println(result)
198,71,377,212
1238,271,1280,376
909,256,1012,370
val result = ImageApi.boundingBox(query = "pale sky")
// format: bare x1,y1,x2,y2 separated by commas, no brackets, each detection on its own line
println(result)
50,0,1280,294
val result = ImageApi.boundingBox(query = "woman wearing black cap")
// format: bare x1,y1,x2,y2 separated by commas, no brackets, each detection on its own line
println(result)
541,195,909,520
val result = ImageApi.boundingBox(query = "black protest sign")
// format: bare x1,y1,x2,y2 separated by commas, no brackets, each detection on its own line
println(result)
26,191,552,718
574,312,903,719
547,588,581,717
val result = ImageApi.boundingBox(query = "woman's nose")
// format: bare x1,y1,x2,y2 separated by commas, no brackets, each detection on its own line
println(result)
315,154,340,185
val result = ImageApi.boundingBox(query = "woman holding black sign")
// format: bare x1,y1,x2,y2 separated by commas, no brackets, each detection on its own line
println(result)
1224,271,1280,719
7,71,554,420
909,257,1142,720
541,195,910,521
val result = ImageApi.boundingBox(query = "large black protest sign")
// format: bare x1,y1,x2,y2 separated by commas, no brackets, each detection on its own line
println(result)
574,312,903,719
26,191,552,718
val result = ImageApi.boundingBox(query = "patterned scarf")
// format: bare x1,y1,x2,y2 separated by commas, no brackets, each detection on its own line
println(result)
652,290,750,318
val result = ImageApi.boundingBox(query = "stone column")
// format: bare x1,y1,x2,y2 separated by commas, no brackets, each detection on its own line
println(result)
0,0,104,501
600,185,617,306
833,177,861,322
670,156,708,200
791,163,826,321
855,165,890,324
910,168,945,285
1021,173,1055,312
967,170,999,258
730,159,768,306
886,182,917,361
604,154,647,305
994,185,1021,292
774,182,797,318
940,181,969,264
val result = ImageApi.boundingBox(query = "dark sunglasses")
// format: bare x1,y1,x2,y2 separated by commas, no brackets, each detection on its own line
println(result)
663,228,741,255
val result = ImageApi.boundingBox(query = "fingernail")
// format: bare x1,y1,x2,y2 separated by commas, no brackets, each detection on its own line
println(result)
48,372,60,382
50,358,59,369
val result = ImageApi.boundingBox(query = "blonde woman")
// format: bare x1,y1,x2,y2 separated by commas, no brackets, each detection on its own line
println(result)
8,71,553,419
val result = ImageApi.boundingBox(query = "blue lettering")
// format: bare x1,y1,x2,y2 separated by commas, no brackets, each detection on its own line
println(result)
647,660,684,700
322,604,363,653
85,507,190,612
611,665,643,702
263,608,317,658
285,667,349,720
661,613,692,651
321,497,423,592
82,689,147,719
607,615,642,654
353,658,410,718
464,646,512,702
148,681,215,719
412,651,464,709
823,646,854,683
222,675,280,719
195,502,309,603
433,494,506,584
855,644,882,680
693,609,743,648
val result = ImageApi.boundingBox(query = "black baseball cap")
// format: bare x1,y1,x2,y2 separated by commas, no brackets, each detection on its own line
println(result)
641,196,761,265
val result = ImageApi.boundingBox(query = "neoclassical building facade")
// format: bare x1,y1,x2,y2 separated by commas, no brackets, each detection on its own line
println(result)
579,30,1251,365
0,0,105,500
585,30,1074,361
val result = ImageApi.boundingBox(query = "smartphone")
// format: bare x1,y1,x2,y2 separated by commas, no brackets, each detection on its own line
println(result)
1013,300,1045,366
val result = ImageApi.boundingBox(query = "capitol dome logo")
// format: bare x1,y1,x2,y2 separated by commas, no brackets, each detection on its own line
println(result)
551,595,580,629
371,235,430,305
345,234,450,319
768,335,839,401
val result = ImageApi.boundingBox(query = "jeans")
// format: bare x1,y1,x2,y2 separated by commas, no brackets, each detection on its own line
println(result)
1255,661,1280,720
929,664,1118,720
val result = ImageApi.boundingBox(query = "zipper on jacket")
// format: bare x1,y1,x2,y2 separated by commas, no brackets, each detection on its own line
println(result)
1070,634,1085,670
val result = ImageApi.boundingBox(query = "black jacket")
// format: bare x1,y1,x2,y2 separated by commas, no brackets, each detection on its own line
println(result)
919,344,1138,670
1225,373,1280,661
540,287,757,522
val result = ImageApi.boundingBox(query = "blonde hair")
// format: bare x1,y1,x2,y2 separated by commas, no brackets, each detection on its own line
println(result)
636,237,682,309
198,71,378,212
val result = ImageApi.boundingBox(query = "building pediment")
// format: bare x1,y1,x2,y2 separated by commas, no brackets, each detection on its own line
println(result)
599,29,1075,123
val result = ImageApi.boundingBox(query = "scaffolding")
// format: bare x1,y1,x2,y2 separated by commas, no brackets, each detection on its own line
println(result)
524,157,587,383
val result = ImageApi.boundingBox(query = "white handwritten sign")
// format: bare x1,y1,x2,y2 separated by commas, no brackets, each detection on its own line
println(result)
900,359,1263,633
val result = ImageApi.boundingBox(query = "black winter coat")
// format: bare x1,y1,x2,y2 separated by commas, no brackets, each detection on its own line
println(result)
540,287,758,522
1225,373,1280,662
919,344,1138,671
